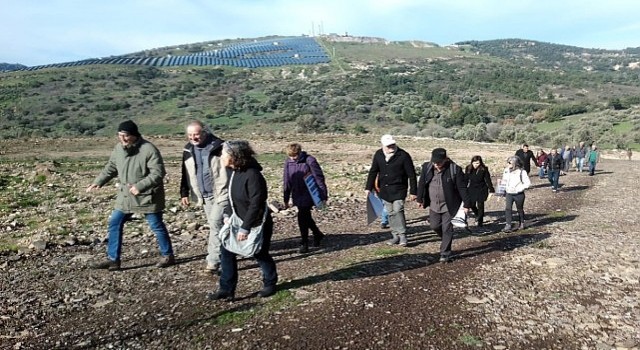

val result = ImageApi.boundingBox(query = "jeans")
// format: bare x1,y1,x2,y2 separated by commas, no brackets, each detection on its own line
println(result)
505,192,526,227
576,157,585,172
382,199,407,235
538,167,546,179
204,198,226,266
107,210,173,261
548,169,560,190
588,161,597,176
219,215,278,294
429,210,453,257
380,206,389,225
297,206,322,244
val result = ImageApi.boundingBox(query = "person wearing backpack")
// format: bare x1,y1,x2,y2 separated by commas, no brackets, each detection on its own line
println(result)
465,155,495,231
502,156,531,232
283,143,328,253
417,148,471,263
365,135,417,246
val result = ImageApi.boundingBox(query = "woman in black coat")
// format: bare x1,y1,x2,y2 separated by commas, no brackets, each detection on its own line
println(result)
208,140,278,301
465,156,495,228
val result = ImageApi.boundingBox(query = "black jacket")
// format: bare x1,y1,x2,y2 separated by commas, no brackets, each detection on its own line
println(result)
417,160,471,216
365,148,417,202
515,149,538,173
465,166,495,202
229,159,269,231
544,154,564,171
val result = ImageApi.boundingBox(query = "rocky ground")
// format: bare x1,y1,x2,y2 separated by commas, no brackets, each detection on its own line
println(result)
0,135,638,350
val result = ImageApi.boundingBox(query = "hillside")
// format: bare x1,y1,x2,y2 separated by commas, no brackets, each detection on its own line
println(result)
1,36,639,149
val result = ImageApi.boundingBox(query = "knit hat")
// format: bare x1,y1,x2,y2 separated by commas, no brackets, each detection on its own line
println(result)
118,120,141,137
430,148,447,163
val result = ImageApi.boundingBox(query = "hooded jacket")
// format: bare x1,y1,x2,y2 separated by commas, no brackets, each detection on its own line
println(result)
93,138,166,214
283,151,328,207
180,133,229,206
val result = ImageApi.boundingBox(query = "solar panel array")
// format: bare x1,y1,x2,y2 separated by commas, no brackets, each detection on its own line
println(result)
19,37,331,71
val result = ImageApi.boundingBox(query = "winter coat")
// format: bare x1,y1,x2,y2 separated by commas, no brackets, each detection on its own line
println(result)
229,159,269,232
180,134,229,206
544,154,564,170
501,168,531,194
417,160,471,216
465,166,495,203
93,138,166,214
574,146,587,158
365,148,417,202
515,149,538,173
536,153,548,167
283,152,327,207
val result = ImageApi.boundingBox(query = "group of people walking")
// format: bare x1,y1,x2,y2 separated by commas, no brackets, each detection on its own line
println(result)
86,121,603,300
87,120,328,301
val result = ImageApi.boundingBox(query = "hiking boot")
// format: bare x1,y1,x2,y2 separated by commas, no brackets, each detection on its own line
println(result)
380,223,389,229
91,259,121,271
156,255,175,268
258,285,277,298
207,290,234,302
311,233,325,247
386,234,399,245
205,262,220,274
398,234,408,247
298,244,309,254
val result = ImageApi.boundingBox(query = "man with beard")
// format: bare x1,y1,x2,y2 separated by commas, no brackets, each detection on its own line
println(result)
180,120,229,273
87,120,175,271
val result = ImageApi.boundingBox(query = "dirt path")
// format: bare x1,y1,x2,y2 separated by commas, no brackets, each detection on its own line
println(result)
2,141,638,349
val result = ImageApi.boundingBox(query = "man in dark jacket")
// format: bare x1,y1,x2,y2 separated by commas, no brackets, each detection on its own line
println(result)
515,144,538,174
180,120,229,273
417,148,471,263
87,120,174,271
365,135,417,246
544,147,563,192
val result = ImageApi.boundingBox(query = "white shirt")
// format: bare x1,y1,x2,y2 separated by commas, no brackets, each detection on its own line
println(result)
501,167,531,194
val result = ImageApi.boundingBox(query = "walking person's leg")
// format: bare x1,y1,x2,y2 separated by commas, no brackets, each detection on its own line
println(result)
504,194,514,232
514,193,526,229
390,199,407,245
204,198,224,270
297,206,312,252
106,209,129,262
145,212,175,267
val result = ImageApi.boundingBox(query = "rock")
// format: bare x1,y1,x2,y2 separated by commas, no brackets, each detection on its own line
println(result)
186,223,199,231
464,295,490,304
29,240,48,251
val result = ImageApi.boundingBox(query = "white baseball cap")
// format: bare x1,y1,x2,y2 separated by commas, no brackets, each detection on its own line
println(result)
380,134,396,147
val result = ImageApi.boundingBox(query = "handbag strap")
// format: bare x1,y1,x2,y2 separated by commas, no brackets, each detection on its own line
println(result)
228,171,236,215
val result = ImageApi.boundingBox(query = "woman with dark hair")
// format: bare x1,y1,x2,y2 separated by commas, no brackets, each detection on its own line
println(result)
465,155,495,230
208,140,278,301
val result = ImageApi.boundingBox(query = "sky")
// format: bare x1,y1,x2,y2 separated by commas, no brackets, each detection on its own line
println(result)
3,0,640,66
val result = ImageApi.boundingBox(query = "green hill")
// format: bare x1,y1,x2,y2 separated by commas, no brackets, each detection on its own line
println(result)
1,36,639,150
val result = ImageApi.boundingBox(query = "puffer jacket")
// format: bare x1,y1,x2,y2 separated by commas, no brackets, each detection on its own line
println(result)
93,138,166,213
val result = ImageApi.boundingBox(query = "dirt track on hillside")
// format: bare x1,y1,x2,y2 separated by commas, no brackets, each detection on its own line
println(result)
1,136,638,350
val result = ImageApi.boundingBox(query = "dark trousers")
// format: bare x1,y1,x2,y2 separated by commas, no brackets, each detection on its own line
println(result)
219,216,278,294
470,200,485,226
297,206,322,244
430,210,453,258
505,192,526,227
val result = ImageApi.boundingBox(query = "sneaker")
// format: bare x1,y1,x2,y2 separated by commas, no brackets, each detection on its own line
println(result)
298,244,309,254
311,233,325,247
552,189,557,193
502,225,512,233
258,285,277,298
207,290,234,302
156,255,175,268
380,223,389,229
205,262,220,274
386,234,399,245
91,259,121,271
439,256,452,263
518,223,525,230
398,234,408,247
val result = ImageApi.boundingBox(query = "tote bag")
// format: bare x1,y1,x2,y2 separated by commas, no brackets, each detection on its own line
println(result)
218,172,268,258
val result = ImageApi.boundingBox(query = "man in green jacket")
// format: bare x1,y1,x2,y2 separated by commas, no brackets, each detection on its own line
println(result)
87,120,175,271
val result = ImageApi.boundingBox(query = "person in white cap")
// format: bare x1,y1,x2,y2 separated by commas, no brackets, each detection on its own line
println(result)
365,134,417,246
